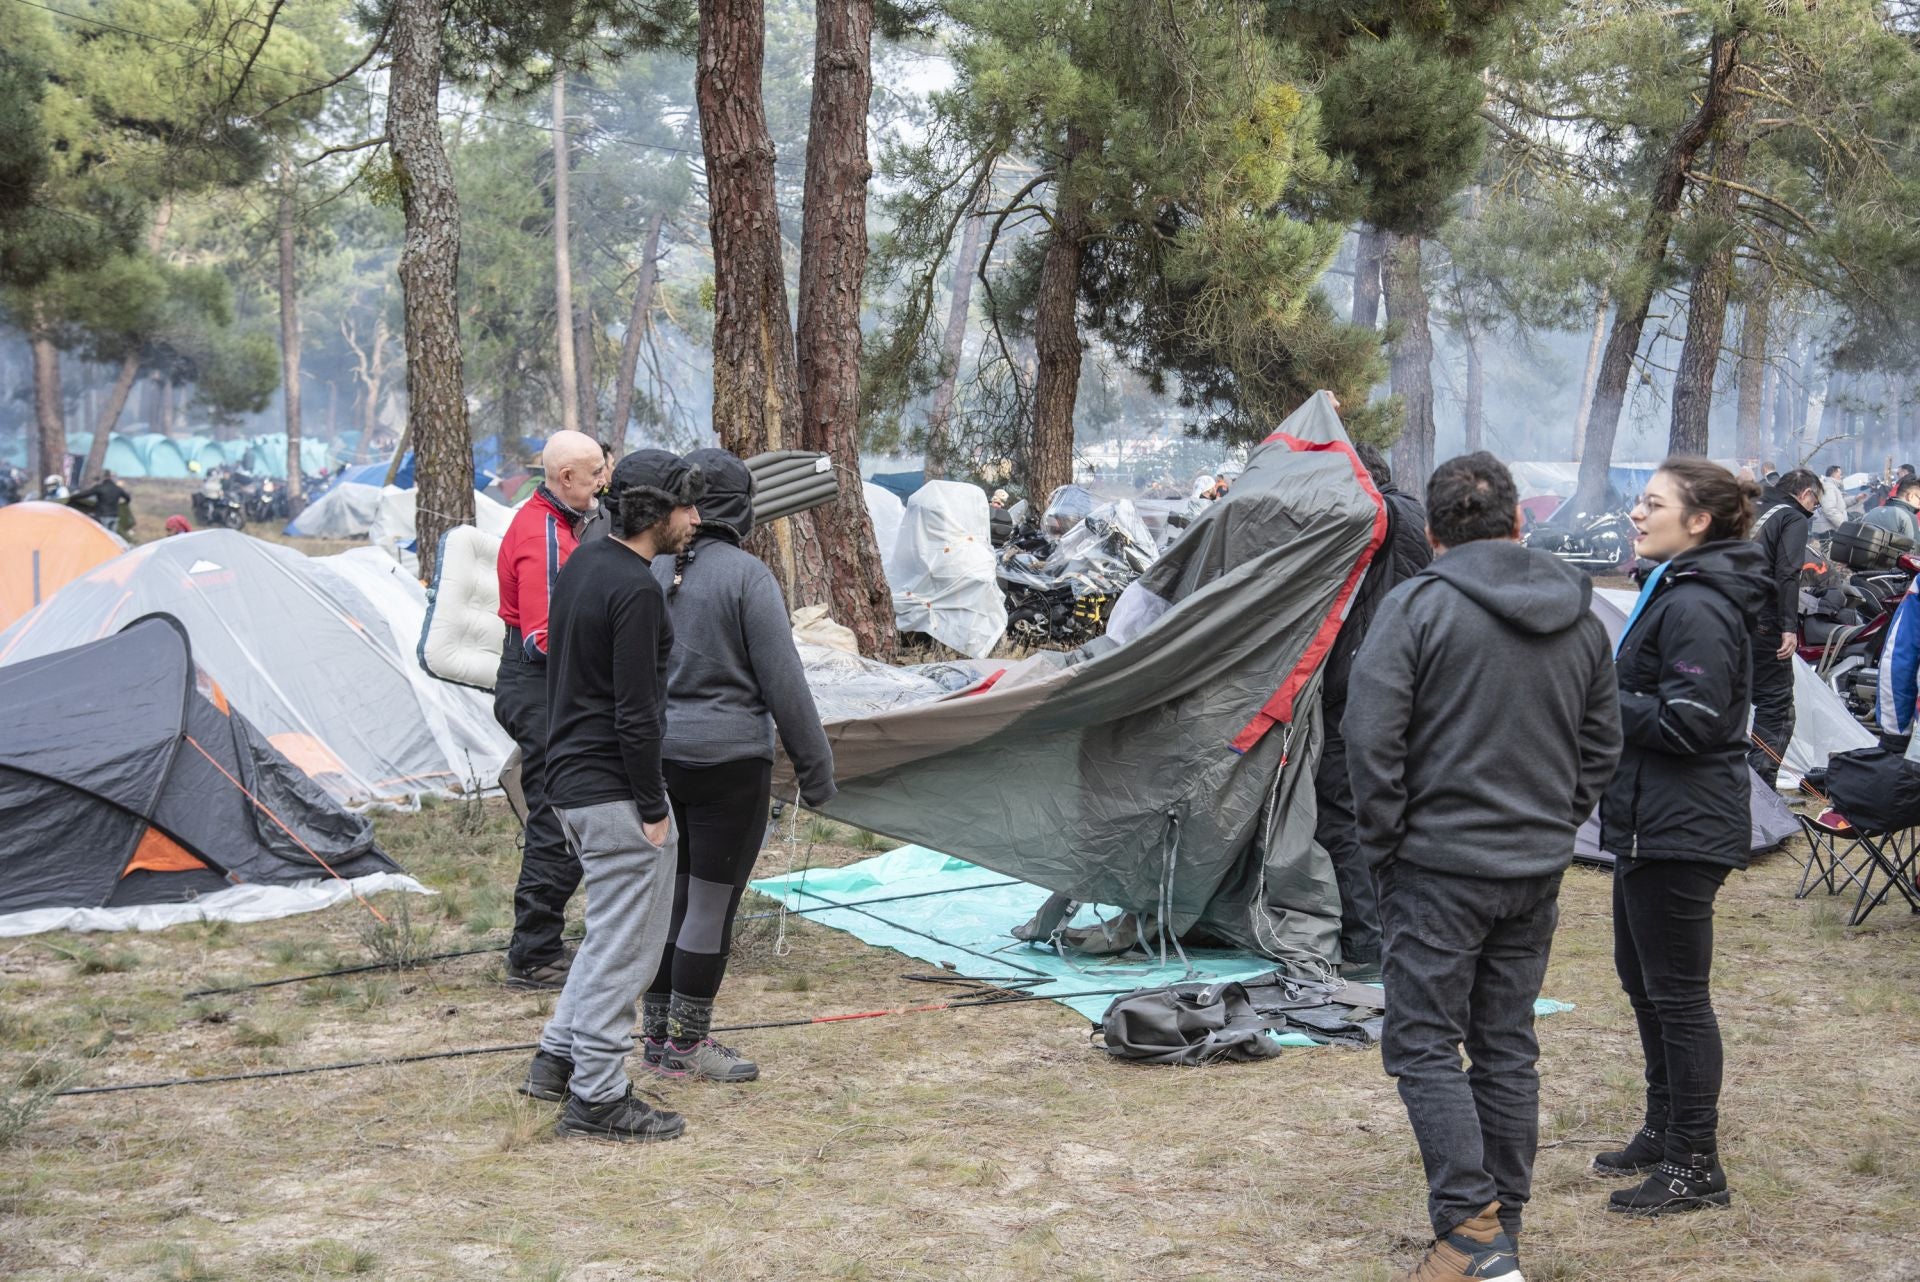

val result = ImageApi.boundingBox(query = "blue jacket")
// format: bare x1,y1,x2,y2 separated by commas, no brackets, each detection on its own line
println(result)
1877,581,1920,736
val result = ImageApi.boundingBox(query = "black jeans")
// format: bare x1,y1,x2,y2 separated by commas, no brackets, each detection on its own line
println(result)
1749,639,1795,786
1379,861,1562,1241
1612,856,1731,1159
494,637,582,970
647,757,774,1002
1315,726,1380,966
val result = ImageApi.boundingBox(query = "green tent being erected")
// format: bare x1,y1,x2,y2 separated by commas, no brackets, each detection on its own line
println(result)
803,393,1384,975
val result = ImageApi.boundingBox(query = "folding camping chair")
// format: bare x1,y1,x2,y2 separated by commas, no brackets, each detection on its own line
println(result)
1795,808,1920,927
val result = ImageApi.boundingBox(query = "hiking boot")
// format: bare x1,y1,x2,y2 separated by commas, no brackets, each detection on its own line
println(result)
655,1037,759,1083
504,950,572,991
1591,1125,1665,1177
516,1049,573,1102
636,1036,673,1078
554,1086,686,1143
1393,1203,1524,1282
1607,1154,1732,1216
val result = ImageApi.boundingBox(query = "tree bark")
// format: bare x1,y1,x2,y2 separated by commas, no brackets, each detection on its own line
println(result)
609,209,666,455
698,0,809,598
1352,227,1385,330
924,186,987,481
1668,74,1753,457
1734,264,1771,464
1028,127,1093,504
576,293,598,437
795,0,892,658
1572,285,1608,463
30,305,63,484
278,156,306,497
551,70,580,435
81,356,141,485
1384,232,1434,498
1575,29,1743,512
158,379,174,437
386,0,473,580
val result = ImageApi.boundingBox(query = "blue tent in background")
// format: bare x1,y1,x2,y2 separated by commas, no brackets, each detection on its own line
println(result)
132,434,190,477
869,470,926,502
389,436,502,490
105,436,147,476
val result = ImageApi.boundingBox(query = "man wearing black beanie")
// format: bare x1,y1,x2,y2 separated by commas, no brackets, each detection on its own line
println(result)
517,449,706,1143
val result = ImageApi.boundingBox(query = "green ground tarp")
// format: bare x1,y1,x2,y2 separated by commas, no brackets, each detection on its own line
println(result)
751,846,1573,1036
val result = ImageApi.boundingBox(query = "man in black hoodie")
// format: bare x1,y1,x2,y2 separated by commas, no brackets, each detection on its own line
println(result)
1346,453,1621,1282
1749,469,1816,785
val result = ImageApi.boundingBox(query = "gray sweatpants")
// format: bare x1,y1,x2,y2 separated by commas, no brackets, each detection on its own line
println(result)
537,800,677,1105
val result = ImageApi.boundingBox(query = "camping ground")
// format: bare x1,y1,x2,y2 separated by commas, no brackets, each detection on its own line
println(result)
1,799,1917,1281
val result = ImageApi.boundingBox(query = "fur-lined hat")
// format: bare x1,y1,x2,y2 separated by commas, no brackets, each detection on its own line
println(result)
609,449,706,537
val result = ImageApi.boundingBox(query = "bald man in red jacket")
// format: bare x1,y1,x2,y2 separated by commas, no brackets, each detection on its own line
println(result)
496,429,606,988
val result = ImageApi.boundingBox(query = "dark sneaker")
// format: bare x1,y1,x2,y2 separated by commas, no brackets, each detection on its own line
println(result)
1592,1125,1665,1177
516,1049,573,1102
554,1086,686,1143
658,1037,759,1083
636,1036,674,1078
505,951,572,991
1607,1154,1732,1216
1393,1202,1525,1282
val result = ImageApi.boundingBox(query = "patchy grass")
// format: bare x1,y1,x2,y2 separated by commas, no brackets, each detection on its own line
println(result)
1,799,1917,1280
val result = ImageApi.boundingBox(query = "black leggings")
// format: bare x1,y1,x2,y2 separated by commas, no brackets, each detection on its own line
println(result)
646,757,773,1002
1612,856,1732,1159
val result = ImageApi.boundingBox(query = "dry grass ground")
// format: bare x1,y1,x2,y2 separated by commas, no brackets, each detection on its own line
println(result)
121,478,363,557
2,799,1918,1281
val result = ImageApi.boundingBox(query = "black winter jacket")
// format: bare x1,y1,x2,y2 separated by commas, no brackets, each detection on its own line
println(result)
1600,539,1770,867
1751,485,1810,635
1323,486,1431,723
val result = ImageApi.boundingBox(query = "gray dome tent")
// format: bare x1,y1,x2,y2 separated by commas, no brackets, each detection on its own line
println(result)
0,615,400,931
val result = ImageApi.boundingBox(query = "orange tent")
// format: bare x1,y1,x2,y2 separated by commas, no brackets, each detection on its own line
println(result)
0,502,128,631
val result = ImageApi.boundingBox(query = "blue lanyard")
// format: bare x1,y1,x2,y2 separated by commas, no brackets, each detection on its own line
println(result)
1614,561,1670,659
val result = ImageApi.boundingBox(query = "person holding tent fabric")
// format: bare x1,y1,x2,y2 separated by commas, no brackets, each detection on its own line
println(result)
1595,458,1770,1215
494,429,609,990
519,450,704,1143
637,448,837,1083
1346,452,1621,1282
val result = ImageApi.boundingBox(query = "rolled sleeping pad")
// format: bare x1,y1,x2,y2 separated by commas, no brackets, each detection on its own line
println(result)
744,449,840,523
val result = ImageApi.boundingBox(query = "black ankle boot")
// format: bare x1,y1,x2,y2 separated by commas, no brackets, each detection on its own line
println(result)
1607,1152,1732,1216
1592,1124,1665,1177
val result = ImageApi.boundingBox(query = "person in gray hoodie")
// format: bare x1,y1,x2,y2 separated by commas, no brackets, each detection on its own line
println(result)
1345,452,1622,1282
639,447,837,1083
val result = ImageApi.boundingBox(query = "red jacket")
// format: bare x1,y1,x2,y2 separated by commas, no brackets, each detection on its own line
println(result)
497,486,586,661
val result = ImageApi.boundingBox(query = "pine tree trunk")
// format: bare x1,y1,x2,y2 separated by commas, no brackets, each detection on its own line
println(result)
1384,232,1434,498
386,0,472,580
1573,286,1608,463
278,157,306,498
609,209,666,454
158,379,174,437
1734,264,1771,464
1669,80,1752,456
576,293,597,437
1575,29,1743,512
795,0,893,657
81,356,140,485
551,70,580,435
1028,128,1092,503
1462,318,1484,454
1352,227,1385,330
925,187,987,480
30,307,64,484
698,0,809,598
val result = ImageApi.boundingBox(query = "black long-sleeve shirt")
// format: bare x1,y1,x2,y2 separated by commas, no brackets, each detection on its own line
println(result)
544,537,673,821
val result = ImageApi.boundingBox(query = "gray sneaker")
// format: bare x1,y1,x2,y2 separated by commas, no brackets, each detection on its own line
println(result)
554,1087,686,1143
504,950,573,991
656,1037,759,1083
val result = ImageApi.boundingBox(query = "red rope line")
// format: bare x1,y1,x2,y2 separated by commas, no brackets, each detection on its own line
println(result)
183,734,389,924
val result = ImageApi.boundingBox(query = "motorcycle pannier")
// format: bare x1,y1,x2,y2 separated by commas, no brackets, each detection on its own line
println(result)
1831,519,1913,571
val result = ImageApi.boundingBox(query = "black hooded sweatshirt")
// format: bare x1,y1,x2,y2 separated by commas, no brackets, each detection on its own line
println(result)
1344,539,1622,879
1600,539,1770,867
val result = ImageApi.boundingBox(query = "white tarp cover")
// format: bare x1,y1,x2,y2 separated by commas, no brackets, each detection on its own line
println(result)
0,531,504,807
863,481,905,582
0,873,431,937
888,480,1007,659
316,547,513,781
286,482,384,538
370,486,516,571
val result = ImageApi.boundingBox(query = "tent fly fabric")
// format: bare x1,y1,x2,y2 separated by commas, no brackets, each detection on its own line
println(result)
0,531,510,808
0,615,415,936
806,393,1382,974
0,501,128,630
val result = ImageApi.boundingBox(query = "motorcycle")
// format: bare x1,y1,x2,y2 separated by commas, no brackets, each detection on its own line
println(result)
998,508,1157,647
190,474,249,530
1799,553,1920,724
1522,510,1637,574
